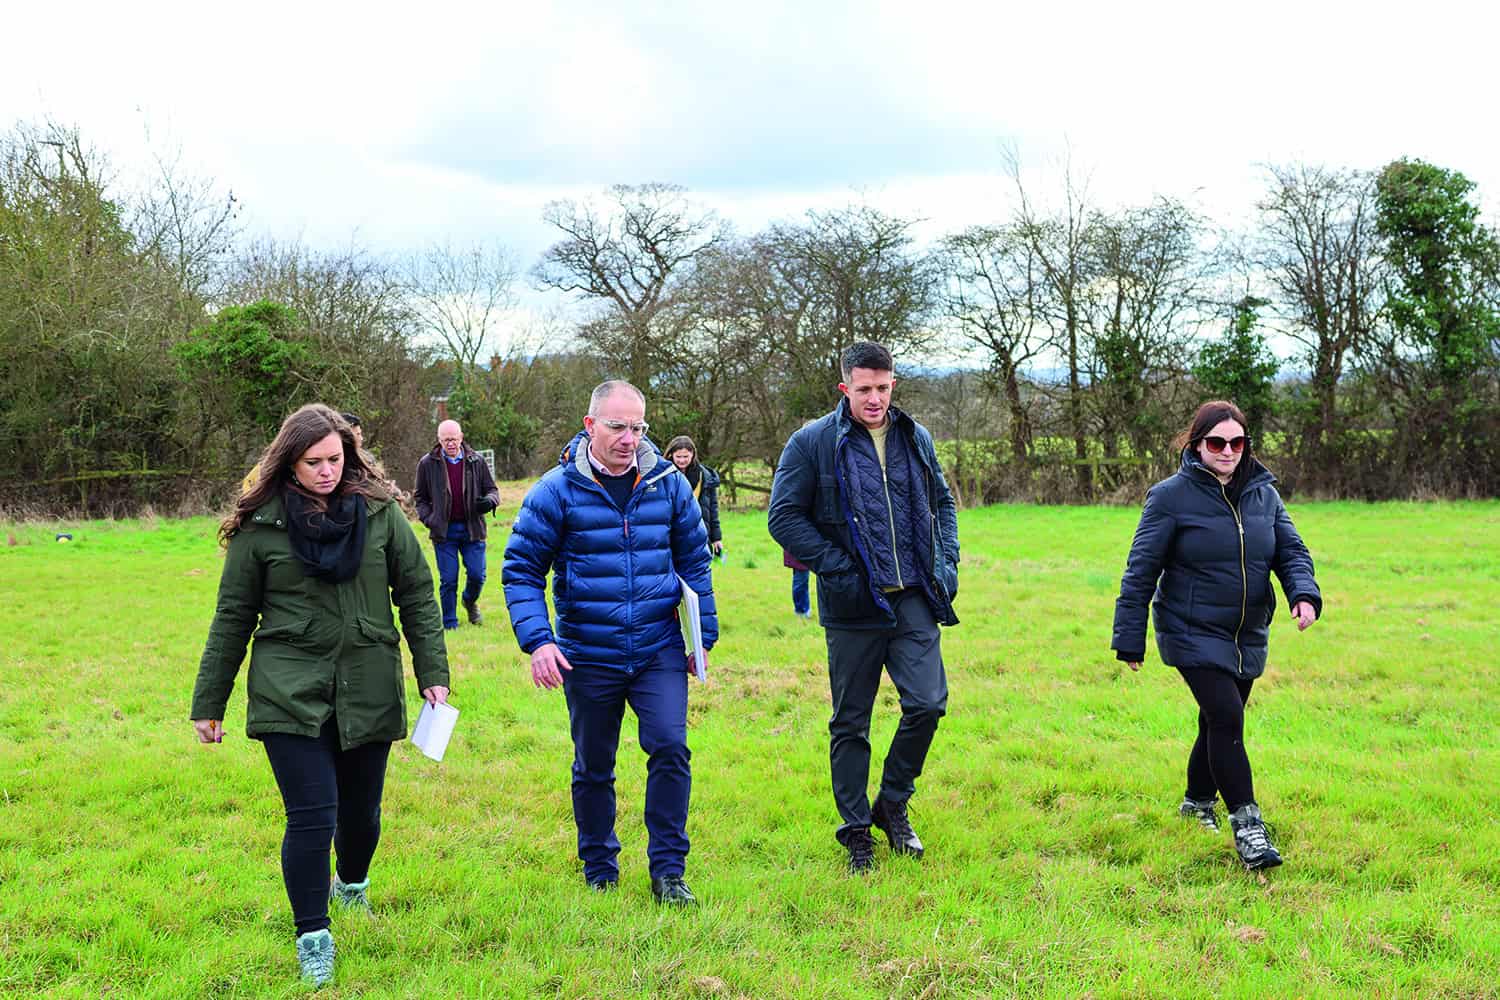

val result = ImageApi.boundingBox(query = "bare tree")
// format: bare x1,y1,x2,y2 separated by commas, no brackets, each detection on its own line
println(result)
939,224,1048,461
1080,197,1207,464
1256,164,1382,461
534,183,726,386
405,241,519,370
131,145,240,305
1006,149,1096,486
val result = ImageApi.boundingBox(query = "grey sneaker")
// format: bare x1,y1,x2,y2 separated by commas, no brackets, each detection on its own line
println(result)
1179,796,1220,832
295,928,335,987
331,875,371,912
1229,803,1283,870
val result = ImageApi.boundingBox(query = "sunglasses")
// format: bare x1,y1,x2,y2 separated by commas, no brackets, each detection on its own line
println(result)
1201,435,1248,454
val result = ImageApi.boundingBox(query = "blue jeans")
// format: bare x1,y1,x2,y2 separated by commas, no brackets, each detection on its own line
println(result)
435,520,486,629
561,647,691,882
792,569,810,615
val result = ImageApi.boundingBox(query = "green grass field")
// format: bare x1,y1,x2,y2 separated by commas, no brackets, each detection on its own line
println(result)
2,499,1498,998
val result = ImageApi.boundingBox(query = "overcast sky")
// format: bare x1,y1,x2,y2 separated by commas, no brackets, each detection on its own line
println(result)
6,0,1498,298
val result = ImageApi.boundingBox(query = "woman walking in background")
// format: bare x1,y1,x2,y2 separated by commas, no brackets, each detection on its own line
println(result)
1112,400,1322,871
665,435,723,558
190,404,450,986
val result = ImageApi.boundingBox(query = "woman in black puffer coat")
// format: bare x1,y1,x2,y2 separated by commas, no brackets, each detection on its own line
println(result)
665,436,722,558
1112,400,1322,871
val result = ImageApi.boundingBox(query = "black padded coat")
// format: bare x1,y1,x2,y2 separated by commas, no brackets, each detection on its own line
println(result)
1111,451,1322,678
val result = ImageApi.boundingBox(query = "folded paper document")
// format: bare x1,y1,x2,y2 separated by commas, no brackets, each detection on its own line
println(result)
677,575,707,682
412,701,459,761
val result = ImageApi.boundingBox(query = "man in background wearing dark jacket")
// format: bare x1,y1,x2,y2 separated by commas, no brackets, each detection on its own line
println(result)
502,381,717,905
414,419,500,630
768,342,960,874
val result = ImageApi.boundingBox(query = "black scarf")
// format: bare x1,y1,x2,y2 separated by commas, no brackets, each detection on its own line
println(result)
284,489,368,584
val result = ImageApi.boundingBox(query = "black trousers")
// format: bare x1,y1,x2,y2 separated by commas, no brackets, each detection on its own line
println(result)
262,718,391,936
825,589,948,841
1177,667,1256,811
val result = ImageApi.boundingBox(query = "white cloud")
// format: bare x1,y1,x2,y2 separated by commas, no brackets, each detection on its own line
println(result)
4,0,1498,268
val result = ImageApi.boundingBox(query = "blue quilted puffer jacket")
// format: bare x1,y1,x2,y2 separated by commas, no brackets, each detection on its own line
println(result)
502,432,717,670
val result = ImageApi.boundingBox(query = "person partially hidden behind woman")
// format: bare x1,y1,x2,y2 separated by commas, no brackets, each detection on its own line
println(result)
190,404,450,986
664,435,723,559
1112,400,1322,871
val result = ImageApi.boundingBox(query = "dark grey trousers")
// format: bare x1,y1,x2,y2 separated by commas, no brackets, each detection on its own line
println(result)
825,588,948,842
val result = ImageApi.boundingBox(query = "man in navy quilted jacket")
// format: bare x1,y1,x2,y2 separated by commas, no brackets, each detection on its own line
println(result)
502,380,717,905
768,342,960,875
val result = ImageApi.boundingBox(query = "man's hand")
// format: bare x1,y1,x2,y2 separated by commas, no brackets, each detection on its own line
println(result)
687,650,708,676
1290,601,1317,631
531,642,573,690
1124,661,1141,672
192,719,224,743
422,685,450,705
709,541,723,556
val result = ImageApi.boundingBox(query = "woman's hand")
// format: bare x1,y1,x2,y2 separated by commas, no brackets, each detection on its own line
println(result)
193,719,224,743
1125,661,1141,672
1290,601,1317,631
422,685,450,705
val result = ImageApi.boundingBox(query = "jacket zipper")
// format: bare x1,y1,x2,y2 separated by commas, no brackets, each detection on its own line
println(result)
881,465,904,588
1219,482,1247,676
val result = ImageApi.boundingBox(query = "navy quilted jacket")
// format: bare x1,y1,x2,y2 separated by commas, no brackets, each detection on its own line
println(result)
502,432,717,670
1112,451,1322,678
768,400,959,630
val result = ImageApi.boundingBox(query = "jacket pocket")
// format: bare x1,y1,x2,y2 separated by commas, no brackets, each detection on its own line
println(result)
252,617,314,644
817,568,878,621
354,618,400,646
815,475,842,525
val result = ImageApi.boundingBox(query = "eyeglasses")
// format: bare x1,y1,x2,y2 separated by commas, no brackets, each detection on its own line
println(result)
1201,435,1248,454
596,419,649,436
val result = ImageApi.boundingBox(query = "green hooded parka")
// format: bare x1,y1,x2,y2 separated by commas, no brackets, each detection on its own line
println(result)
191,494,449,749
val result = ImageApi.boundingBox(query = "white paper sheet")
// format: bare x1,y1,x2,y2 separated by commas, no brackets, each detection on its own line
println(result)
411,701,460,761
677,575,707,682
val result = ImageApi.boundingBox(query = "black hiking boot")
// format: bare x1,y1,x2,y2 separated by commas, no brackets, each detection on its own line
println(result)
871,796,925,858
842,826,876,875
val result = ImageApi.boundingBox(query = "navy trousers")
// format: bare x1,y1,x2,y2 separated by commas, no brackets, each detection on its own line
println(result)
791,568,811,615
561,646,692,882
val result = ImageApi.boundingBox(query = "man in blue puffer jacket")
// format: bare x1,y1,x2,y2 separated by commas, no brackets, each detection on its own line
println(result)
502,380,716,906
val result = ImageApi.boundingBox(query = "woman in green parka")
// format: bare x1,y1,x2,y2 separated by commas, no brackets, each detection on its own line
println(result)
190,404,449,988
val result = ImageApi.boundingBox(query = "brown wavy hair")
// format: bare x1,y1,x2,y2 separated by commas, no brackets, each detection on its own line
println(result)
218,404,389,545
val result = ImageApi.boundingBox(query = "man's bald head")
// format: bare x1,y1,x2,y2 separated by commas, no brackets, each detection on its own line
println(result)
438,420,464,458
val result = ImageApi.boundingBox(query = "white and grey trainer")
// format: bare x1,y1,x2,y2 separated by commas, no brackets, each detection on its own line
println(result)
1229,803,1283,870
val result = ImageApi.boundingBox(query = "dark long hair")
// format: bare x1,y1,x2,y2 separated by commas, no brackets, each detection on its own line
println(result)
1172,400,1256,492
219,404,388,545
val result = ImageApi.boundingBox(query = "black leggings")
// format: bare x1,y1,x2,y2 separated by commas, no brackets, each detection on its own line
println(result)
261,718,391,936
1177,668,1256,811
